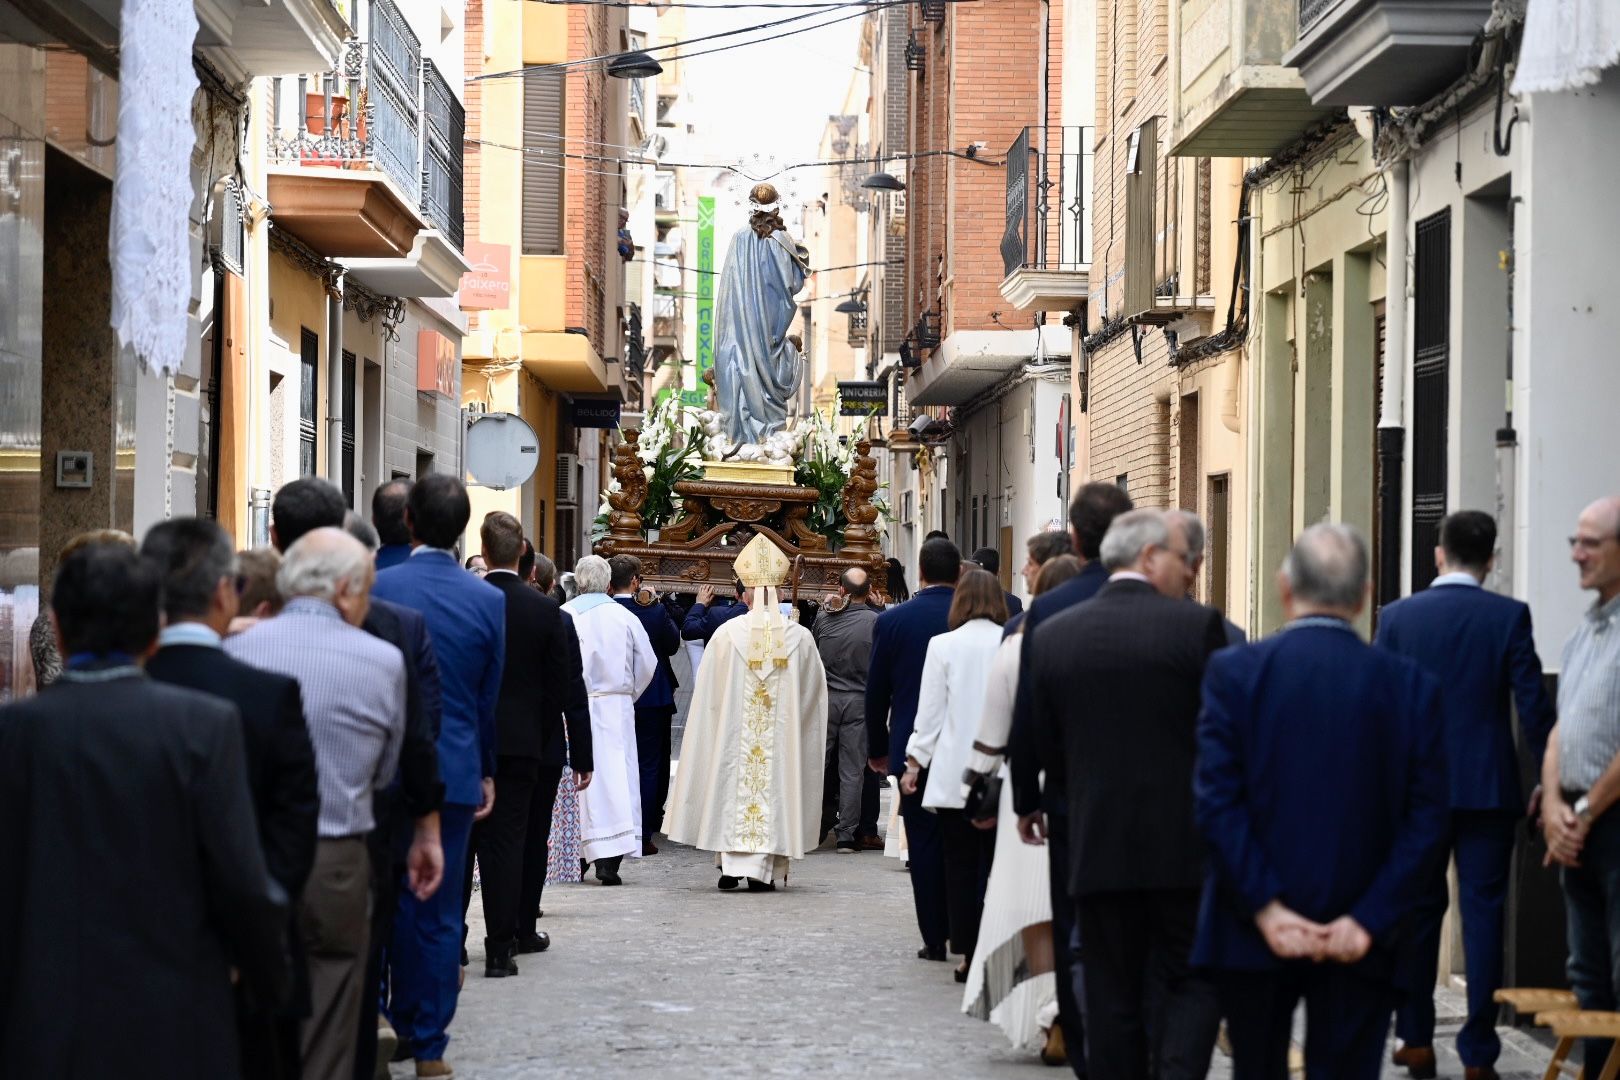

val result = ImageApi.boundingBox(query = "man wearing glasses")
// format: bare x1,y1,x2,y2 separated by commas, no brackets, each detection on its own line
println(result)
1544,495,1620,1072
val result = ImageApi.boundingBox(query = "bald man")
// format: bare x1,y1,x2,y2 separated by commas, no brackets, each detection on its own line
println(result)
814,568,882,852
1543,495,1620,1072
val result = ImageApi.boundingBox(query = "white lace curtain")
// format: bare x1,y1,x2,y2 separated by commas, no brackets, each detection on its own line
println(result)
1514,0,1620,94
109,0,199,377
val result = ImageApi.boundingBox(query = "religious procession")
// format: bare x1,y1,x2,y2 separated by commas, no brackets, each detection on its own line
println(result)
3,0,1619,1076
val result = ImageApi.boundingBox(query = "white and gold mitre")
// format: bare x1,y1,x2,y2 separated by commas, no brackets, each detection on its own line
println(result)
735,533,790,588
733,534,793,672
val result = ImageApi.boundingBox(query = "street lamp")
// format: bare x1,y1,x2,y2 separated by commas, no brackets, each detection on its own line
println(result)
609,51,663,79
861,172,905,192
834,298,867,314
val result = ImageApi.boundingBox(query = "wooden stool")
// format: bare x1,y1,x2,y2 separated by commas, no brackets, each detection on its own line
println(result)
1538,1012,1620,1080
1493,990,1579,1080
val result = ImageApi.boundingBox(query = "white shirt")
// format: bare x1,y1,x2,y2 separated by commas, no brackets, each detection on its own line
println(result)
906,617,1006,809
1431,571,1482,588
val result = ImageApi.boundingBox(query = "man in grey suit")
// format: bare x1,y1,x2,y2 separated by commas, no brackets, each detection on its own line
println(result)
814,567,882,852
227,528,406,1080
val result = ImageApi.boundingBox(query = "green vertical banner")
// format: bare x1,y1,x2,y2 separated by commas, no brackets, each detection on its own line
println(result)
695,196,716,387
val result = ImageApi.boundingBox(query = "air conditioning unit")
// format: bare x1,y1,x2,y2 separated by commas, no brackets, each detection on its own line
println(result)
555,452,579,505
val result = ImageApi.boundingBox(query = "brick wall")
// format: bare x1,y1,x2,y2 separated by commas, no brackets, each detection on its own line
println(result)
1084,0,1175,504
566,3,613,357
882,6,908,353
905,0,1058,343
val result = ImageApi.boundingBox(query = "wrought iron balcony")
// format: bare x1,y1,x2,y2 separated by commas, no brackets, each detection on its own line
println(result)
422,60,466,249
1000,126,1092,279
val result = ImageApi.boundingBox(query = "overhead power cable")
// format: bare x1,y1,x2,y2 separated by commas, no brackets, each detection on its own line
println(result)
470,135,1001,178
471,0,904,81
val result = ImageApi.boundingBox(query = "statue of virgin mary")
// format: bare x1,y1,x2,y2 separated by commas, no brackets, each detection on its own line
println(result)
711,182,810,447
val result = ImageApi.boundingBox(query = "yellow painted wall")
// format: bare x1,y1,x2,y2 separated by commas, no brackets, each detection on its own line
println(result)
523,3,568,65
268,250,329,468
519,255,568,333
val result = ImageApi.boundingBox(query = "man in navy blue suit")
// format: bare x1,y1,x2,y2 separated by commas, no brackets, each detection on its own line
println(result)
608,555,683,853
1194,524,1449,1080
681,581,748,643
1009,481,1132,1073
970,547,1024,618
866,536,960,960
372,475,505,1079
1376,510,1553,1080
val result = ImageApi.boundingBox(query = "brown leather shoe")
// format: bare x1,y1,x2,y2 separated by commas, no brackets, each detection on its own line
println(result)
1464,1068,1499,1080
416,1061,454,1079
1392,1046,1437,1079
1040,1024,1067,1067
860,836,885,851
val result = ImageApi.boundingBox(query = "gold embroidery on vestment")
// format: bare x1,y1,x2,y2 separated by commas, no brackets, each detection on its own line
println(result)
732,677,775,851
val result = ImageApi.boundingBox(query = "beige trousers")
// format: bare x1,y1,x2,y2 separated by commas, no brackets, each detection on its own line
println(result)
299,837,370,1080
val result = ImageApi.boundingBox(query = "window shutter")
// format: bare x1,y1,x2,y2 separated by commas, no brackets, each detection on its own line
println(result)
523,69,565,256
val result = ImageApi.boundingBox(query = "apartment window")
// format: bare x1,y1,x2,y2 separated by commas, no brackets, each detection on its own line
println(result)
340,350,356,506
1194,158,1213,296
522,67,565,255
298,327,318,478
1411,209,1451,593
415,448,434,479
1116,473,1129,496
1208,475,1230,614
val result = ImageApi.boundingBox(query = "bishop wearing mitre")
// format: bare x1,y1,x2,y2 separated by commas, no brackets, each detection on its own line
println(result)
665,534,828,891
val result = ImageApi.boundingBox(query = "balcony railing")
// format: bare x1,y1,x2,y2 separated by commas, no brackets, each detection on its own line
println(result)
1000,125,1093,278
1299,0,1337,32
268,0,466,250
629,77,646,125
422,60,465,248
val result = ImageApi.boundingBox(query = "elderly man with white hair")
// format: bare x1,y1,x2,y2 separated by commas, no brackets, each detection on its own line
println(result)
226,526,407,1080
563,555,656,885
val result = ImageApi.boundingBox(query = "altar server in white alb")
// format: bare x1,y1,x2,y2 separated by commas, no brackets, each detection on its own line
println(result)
561,555,655,885
665,534,828,891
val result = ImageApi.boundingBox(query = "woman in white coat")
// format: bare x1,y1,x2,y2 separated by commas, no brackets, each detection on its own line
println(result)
960,553,1083,1062
902,568,1009,980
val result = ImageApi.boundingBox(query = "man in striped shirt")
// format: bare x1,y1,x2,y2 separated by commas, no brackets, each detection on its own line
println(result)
1543,495,1620,1071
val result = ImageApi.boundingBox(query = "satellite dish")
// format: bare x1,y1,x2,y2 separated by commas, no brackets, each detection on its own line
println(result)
465,412,539,491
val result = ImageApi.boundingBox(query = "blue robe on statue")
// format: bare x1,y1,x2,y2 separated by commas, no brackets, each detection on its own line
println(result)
713,223,807,445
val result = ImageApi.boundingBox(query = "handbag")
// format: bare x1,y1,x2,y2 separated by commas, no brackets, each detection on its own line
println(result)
961,769,1002,824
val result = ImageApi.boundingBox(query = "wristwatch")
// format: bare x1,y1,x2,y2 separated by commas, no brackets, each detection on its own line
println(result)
1575,795,1594,823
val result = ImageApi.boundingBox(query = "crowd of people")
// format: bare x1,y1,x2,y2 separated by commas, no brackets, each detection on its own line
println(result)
845,487,1620,1080
8,466,1620,1080
0,474,692,1080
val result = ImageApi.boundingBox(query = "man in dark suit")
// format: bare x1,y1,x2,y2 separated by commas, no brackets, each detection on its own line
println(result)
866,536,960,960
971,546,1025,617
1376,510,1553,1080
461,513,592,974
269,481,446,1080
1194,524,1448,1080
1027,508,1227,1080
682,580,748,643
609,554,683,853
373,478,415,571
372,475,505,1078
142,518,320,1080
515,549,593,947
0,542,286,1079
1009,481,1132,1073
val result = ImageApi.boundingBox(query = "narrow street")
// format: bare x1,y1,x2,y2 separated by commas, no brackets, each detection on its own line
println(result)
443,813,1557,1080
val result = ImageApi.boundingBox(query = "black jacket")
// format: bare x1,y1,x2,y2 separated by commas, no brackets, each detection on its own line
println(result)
363,597,445,819
488,572,592,772
146,642,319,899
0,670,287,1078
1026,578,1227,898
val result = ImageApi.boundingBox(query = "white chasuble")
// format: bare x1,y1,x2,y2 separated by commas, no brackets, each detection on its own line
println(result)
664,610,828,866
562,594,656,862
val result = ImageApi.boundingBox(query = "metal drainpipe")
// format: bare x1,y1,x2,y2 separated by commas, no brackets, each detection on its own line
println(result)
1375,159,1409,608
327,272,346,498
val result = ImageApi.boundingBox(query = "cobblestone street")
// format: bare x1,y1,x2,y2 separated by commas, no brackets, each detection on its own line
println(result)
429,805,1558,1080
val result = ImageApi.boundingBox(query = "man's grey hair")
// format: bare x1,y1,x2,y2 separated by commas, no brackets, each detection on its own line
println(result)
277,527,373,603
1099,509,1170,571
532,552,557,592
1167,509,1206,556
343,510,380,553
573,554,611,595
1282,523,1369,610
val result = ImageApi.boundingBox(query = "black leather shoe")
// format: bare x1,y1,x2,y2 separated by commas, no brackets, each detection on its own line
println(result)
515,931,550,955
718,875,741,890
917,944,947,961
392,1037,415,1063
484,938,518,978
746,878,776,892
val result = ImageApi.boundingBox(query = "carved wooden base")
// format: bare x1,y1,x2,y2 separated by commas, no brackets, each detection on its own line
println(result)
594,477,890,602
